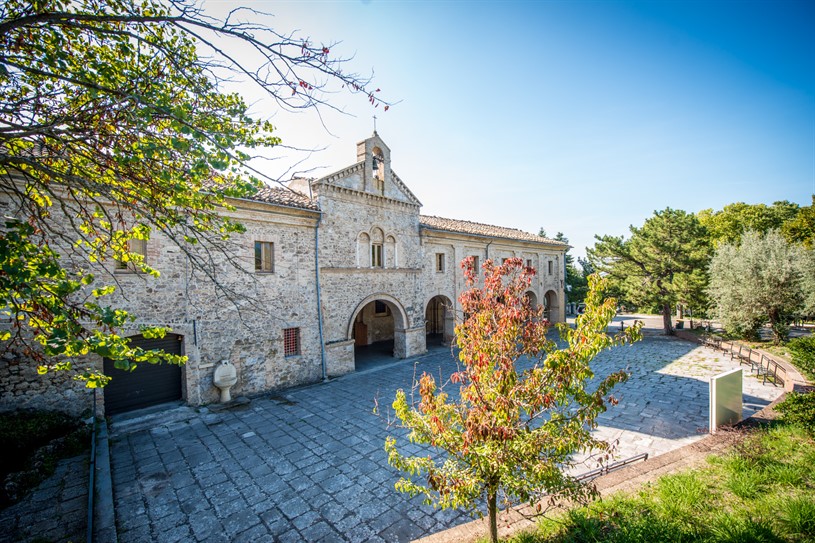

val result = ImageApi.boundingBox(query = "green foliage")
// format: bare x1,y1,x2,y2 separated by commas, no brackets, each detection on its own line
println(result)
697,200,801,247
707,230,806,343
0,218,185,385
786,336,815,381
588,208,711,334
775,392,815,435
0,0,383,384
386,260,641,543
782,196,815,249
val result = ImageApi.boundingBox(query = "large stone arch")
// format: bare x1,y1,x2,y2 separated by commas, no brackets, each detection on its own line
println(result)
347,293,411,361
425,294,455,346
524,290,539,309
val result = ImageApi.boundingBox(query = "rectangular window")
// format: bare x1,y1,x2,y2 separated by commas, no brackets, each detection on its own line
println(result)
526,259,533,269
471,255,480,273
436,253,445,273
548,260,553,275
375,300,390,316
371,243,383,268
255,241,274,272
115,238,146,272
283,327,300,357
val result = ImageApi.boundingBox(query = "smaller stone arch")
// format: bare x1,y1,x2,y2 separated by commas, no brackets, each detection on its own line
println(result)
425,294,455,346
524,290,539,309
357,232,370,267
544,290,559,323
371,146,385,192
370,227,384,268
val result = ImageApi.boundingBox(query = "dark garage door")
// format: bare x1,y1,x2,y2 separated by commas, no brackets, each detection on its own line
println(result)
103,334,183,415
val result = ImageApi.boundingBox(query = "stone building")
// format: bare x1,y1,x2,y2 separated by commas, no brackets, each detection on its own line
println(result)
0,133,567,416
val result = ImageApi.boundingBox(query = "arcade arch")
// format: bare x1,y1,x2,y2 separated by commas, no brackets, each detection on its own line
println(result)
348,294,410,369
425,295,455,346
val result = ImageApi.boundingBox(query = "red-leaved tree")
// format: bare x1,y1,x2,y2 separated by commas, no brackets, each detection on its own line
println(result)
385,258,642,543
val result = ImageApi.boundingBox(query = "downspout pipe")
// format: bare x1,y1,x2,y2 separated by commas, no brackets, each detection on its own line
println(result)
315,212,328,382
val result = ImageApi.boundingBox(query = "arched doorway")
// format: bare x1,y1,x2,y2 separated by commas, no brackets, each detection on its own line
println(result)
544,290,559,322
425,295,455,347
524,290,538,309
348,295,409,370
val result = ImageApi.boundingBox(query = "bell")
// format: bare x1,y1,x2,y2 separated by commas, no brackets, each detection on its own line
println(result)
372,156,380,171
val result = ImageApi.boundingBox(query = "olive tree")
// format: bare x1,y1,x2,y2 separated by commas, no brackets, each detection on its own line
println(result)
708,230,806,343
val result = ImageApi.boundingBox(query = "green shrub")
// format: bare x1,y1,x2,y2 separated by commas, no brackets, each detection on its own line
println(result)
786,336,815,380
775,392,815,435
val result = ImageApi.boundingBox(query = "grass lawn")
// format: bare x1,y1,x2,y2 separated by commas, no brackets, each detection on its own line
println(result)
506,421,815,543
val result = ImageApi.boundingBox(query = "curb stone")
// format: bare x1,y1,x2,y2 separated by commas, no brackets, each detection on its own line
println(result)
94,419,118,543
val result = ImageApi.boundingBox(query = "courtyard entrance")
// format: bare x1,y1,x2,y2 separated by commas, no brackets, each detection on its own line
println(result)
352,298,400,370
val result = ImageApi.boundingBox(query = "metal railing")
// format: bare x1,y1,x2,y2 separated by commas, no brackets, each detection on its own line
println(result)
702,333,786,387
574,452,649,482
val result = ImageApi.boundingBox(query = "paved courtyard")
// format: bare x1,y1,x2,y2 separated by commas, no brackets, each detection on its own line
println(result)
109,335,784,543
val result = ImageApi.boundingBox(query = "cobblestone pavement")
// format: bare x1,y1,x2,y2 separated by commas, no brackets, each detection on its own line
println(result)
109,336,784,543
0,452,89,543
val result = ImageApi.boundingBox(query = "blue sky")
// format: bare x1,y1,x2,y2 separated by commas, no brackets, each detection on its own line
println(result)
206,0,815,260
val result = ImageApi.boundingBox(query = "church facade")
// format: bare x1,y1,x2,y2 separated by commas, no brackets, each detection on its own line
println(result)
0,134,568,416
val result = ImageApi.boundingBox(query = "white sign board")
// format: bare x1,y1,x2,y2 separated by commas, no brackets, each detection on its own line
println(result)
709,367,743,434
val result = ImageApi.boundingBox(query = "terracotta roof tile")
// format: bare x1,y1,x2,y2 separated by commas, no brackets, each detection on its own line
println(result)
420,215,567,246
251,187,319,211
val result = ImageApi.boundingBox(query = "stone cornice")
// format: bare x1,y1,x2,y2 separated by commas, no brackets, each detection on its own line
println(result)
321,267,422,275
389,169,423,207
320,183,421,211
313,161,422,209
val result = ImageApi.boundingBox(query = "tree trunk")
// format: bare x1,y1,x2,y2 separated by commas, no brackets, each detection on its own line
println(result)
488,489,498,543
662,303,674,335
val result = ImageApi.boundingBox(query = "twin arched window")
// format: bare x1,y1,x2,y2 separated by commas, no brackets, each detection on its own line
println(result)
357,228,397,268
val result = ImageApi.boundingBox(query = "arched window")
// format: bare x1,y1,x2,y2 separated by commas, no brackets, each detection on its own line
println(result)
370,228,384,268
357,232,371,267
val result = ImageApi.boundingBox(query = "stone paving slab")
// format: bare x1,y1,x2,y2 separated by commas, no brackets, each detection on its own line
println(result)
0,452,89,543
108,337,784,543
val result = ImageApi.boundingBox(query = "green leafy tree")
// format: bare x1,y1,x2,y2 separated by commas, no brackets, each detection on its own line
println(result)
800,249,815,318
553,232,573,266
782,196,815,249
708,230,806,343
697,201,800,247
385,258,642,543
589,208,711,335
0,0,386,385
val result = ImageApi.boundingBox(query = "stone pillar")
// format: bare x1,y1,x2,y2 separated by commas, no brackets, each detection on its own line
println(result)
401,326,427,358
443,313,456,345
325,340,355,377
